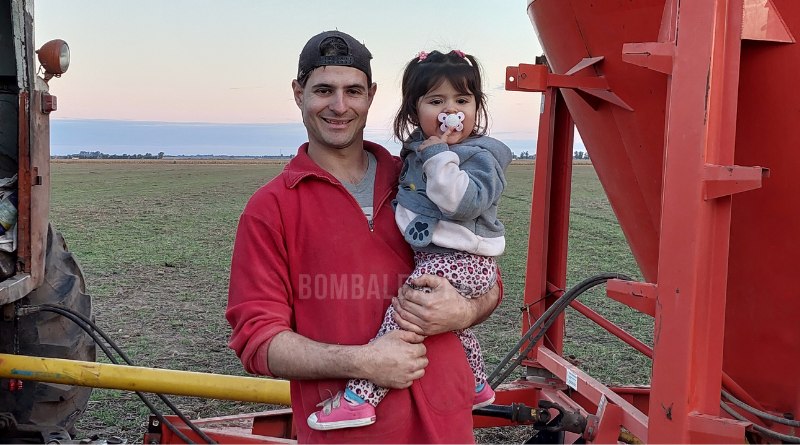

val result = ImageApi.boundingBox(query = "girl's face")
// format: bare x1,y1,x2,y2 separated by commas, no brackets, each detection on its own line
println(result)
416,79,477,145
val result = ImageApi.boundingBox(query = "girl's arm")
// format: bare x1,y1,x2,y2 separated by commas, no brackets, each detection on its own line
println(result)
417,141,511,221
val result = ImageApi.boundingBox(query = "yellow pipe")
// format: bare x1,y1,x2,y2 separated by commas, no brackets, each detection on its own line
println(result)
619,430,643,444
0,353,290,405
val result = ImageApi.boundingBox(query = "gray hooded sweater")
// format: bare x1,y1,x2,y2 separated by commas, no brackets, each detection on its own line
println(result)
395,129,513,256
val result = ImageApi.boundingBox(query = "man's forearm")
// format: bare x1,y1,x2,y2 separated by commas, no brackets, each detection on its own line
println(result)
266,331,368,380
264,329,429,389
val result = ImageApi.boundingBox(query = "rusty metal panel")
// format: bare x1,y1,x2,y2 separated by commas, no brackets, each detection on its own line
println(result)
11,0,31,92
0,274,33,305
9,0,45,290
28,79,48,287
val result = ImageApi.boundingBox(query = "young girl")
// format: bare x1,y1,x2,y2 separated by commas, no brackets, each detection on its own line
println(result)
307,49,513,431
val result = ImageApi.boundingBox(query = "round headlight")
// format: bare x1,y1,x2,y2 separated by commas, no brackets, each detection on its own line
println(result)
58,43,70,72
37,39,70,77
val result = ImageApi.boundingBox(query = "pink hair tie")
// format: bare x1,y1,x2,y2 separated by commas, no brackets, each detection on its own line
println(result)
417,51,428,61
452,49,466,58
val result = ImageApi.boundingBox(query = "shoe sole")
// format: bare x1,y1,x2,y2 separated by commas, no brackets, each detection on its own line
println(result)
307,416,377,431
473,395,496,410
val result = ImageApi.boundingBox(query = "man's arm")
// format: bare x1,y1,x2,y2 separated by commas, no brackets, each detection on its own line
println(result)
391,274,501,336
265,329,428,389
228,207,430,388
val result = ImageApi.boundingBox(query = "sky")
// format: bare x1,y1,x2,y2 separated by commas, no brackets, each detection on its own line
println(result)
34,1,550,156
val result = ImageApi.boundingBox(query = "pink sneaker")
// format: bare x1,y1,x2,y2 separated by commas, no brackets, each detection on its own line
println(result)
307,391,376,431
473,383,495,409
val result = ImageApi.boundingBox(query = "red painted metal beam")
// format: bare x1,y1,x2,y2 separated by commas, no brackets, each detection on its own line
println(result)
515,87,574,360
17,93,31,274
702,164,767,200
568,300,653,359
605,279,657,317
647,0,752,442
537,347,649,442
507,61,633,110
741,0,794,42
144,412,296,444
622,42,675,74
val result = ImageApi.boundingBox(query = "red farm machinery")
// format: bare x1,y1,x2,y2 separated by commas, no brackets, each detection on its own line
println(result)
3,0,800,443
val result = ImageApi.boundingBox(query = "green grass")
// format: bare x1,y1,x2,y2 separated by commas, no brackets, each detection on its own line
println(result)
476,163,650,386
49,160,652,442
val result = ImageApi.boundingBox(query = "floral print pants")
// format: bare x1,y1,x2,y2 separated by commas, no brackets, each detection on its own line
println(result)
347,251,497,407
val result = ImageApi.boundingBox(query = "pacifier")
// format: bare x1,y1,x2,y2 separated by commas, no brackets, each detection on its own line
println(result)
438,112,465,132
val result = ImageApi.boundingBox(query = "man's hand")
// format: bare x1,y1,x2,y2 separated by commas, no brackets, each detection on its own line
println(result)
392,274,474,335
393,274,501,336
362,330,428,389
419,127,454,152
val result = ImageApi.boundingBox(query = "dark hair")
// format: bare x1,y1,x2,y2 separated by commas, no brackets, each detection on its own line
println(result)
393,50,489,141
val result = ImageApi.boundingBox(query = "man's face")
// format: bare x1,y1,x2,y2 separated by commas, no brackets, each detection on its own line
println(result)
292,66,376,151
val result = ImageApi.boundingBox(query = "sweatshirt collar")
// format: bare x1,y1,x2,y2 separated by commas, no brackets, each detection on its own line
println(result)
283,141,399,193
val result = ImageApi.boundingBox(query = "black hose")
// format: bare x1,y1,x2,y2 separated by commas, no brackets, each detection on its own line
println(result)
36,306,198,444
720,402,800,443
488,273,631,387
40,303,215,442
487,287,565,385
722,390,800,427
28,304,218,444
40,304,218,444
485,273,800,444
473,404,516,420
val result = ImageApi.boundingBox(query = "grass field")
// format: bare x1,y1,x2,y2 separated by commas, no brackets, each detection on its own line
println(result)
49,160,650,443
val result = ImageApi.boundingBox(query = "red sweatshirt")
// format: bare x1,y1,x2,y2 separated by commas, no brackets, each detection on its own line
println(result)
227,142,476,443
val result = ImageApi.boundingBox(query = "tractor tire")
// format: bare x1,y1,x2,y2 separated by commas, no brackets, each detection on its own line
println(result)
0,225,95,434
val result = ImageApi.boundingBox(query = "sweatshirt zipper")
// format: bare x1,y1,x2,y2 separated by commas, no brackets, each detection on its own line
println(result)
370,189,393,232
320,169,392,233
337,182,389,233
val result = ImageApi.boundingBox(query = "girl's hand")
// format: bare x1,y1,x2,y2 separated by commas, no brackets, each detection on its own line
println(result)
418,126,455,152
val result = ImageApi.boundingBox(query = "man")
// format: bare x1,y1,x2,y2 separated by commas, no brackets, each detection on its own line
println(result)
226,30,500,443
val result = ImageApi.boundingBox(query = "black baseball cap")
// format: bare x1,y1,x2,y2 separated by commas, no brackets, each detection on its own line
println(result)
297,30,373,84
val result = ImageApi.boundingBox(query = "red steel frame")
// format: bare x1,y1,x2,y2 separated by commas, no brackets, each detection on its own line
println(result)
645,0,748,442
496,66,654,443
519,83,573,361
147,1,782,443
493,0,764,443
